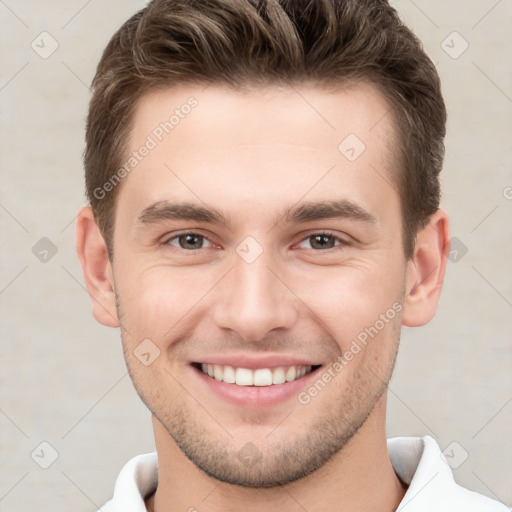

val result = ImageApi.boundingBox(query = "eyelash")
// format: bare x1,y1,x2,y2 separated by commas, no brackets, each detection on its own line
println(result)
163,230,348,252
295,231,347,251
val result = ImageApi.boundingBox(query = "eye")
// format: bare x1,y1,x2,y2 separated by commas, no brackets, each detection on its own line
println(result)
297,233,344,250
166,232,213,250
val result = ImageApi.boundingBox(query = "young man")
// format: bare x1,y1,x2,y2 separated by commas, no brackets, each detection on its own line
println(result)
76,0,507,510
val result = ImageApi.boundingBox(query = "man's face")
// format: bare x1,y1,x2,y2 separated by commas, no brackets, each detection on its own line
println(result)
109,82,411,486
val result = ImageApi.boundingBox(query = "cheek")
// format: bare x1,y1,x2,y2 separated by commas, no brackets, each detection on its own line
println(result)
114,245,406,355
291,261,404,351
114,262,219,343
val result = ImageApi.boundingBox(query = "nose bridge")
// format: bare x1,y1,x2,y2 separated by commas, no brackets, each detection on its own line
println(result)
213,248,298,341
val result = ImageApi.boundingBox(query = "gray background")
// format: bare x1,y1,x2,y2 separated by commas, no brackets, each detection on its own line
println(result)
0,0,511,510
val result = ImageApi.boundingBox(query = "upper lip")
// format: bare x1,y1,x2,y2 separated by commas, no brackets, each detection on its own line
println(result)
191,354,322,370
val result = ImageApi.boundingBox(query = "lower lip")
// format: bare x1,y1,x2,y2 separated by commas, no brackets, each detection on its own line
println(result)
192,365,322,407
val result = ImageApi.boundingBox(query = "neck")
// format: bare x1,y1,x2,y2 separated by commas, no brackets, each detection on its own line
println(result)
146,396,406,512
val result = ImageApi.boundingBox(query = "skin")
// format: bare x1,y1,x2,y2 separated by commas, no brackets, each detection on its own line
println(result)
77,82,449,511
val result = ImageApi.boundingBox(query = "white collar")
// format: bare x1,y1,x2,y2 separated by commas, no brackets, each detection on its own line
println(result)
101,436,508,511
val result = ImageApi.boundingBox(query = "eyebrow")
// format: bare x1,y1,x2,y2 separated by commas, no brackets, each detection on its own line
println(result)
283,200,377,225
138,201,230,225
137,199,377,227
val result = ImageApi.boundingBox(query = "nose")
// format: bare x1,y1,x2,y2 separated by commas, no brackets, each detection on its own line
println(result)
212,251,299,342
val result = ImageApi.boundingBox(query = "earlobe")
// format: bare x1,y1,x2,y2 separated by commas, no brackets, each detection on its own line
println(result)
402,209,450,327
76,206,119,328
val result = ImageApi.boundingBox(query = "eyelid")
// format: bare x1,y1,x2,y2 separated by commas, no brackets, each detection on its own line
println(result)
294,231,349,250
162,230,216,249
160,229,350,252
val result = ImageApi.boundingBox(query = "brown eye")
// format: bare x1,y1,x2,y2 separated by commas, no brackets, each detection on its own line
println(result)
308,234,337,250
167,233,211,250
297,233,344,250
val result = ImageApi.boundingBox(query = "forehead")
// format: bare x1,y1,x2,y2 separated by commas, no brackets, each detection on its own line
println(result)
130,81,395,150
120,82,398,225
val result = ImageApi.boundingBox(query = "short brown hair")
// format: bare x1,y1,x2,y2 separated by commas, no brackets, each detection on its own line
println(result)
84,0,446,258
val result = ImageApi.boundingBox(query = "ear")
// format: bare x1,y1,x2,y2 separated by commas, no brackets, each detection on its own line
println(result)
402,209,450,327
76,206,119,328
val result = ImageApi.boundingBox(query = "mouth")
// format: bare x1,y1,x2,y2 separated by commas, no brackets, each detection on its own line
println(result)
192,362,322,386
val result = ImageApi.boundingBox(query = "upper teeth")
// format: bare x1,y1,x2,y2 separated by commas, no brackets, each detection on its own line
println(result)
200,364,312,386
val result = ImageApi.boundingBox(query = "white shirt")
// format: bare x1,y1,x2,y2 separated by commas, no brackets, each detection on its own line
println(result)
98,436,510,511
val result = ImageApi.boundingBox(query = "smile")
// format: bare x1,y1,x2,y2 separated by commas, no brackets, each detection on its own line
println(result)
196,363,318,386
